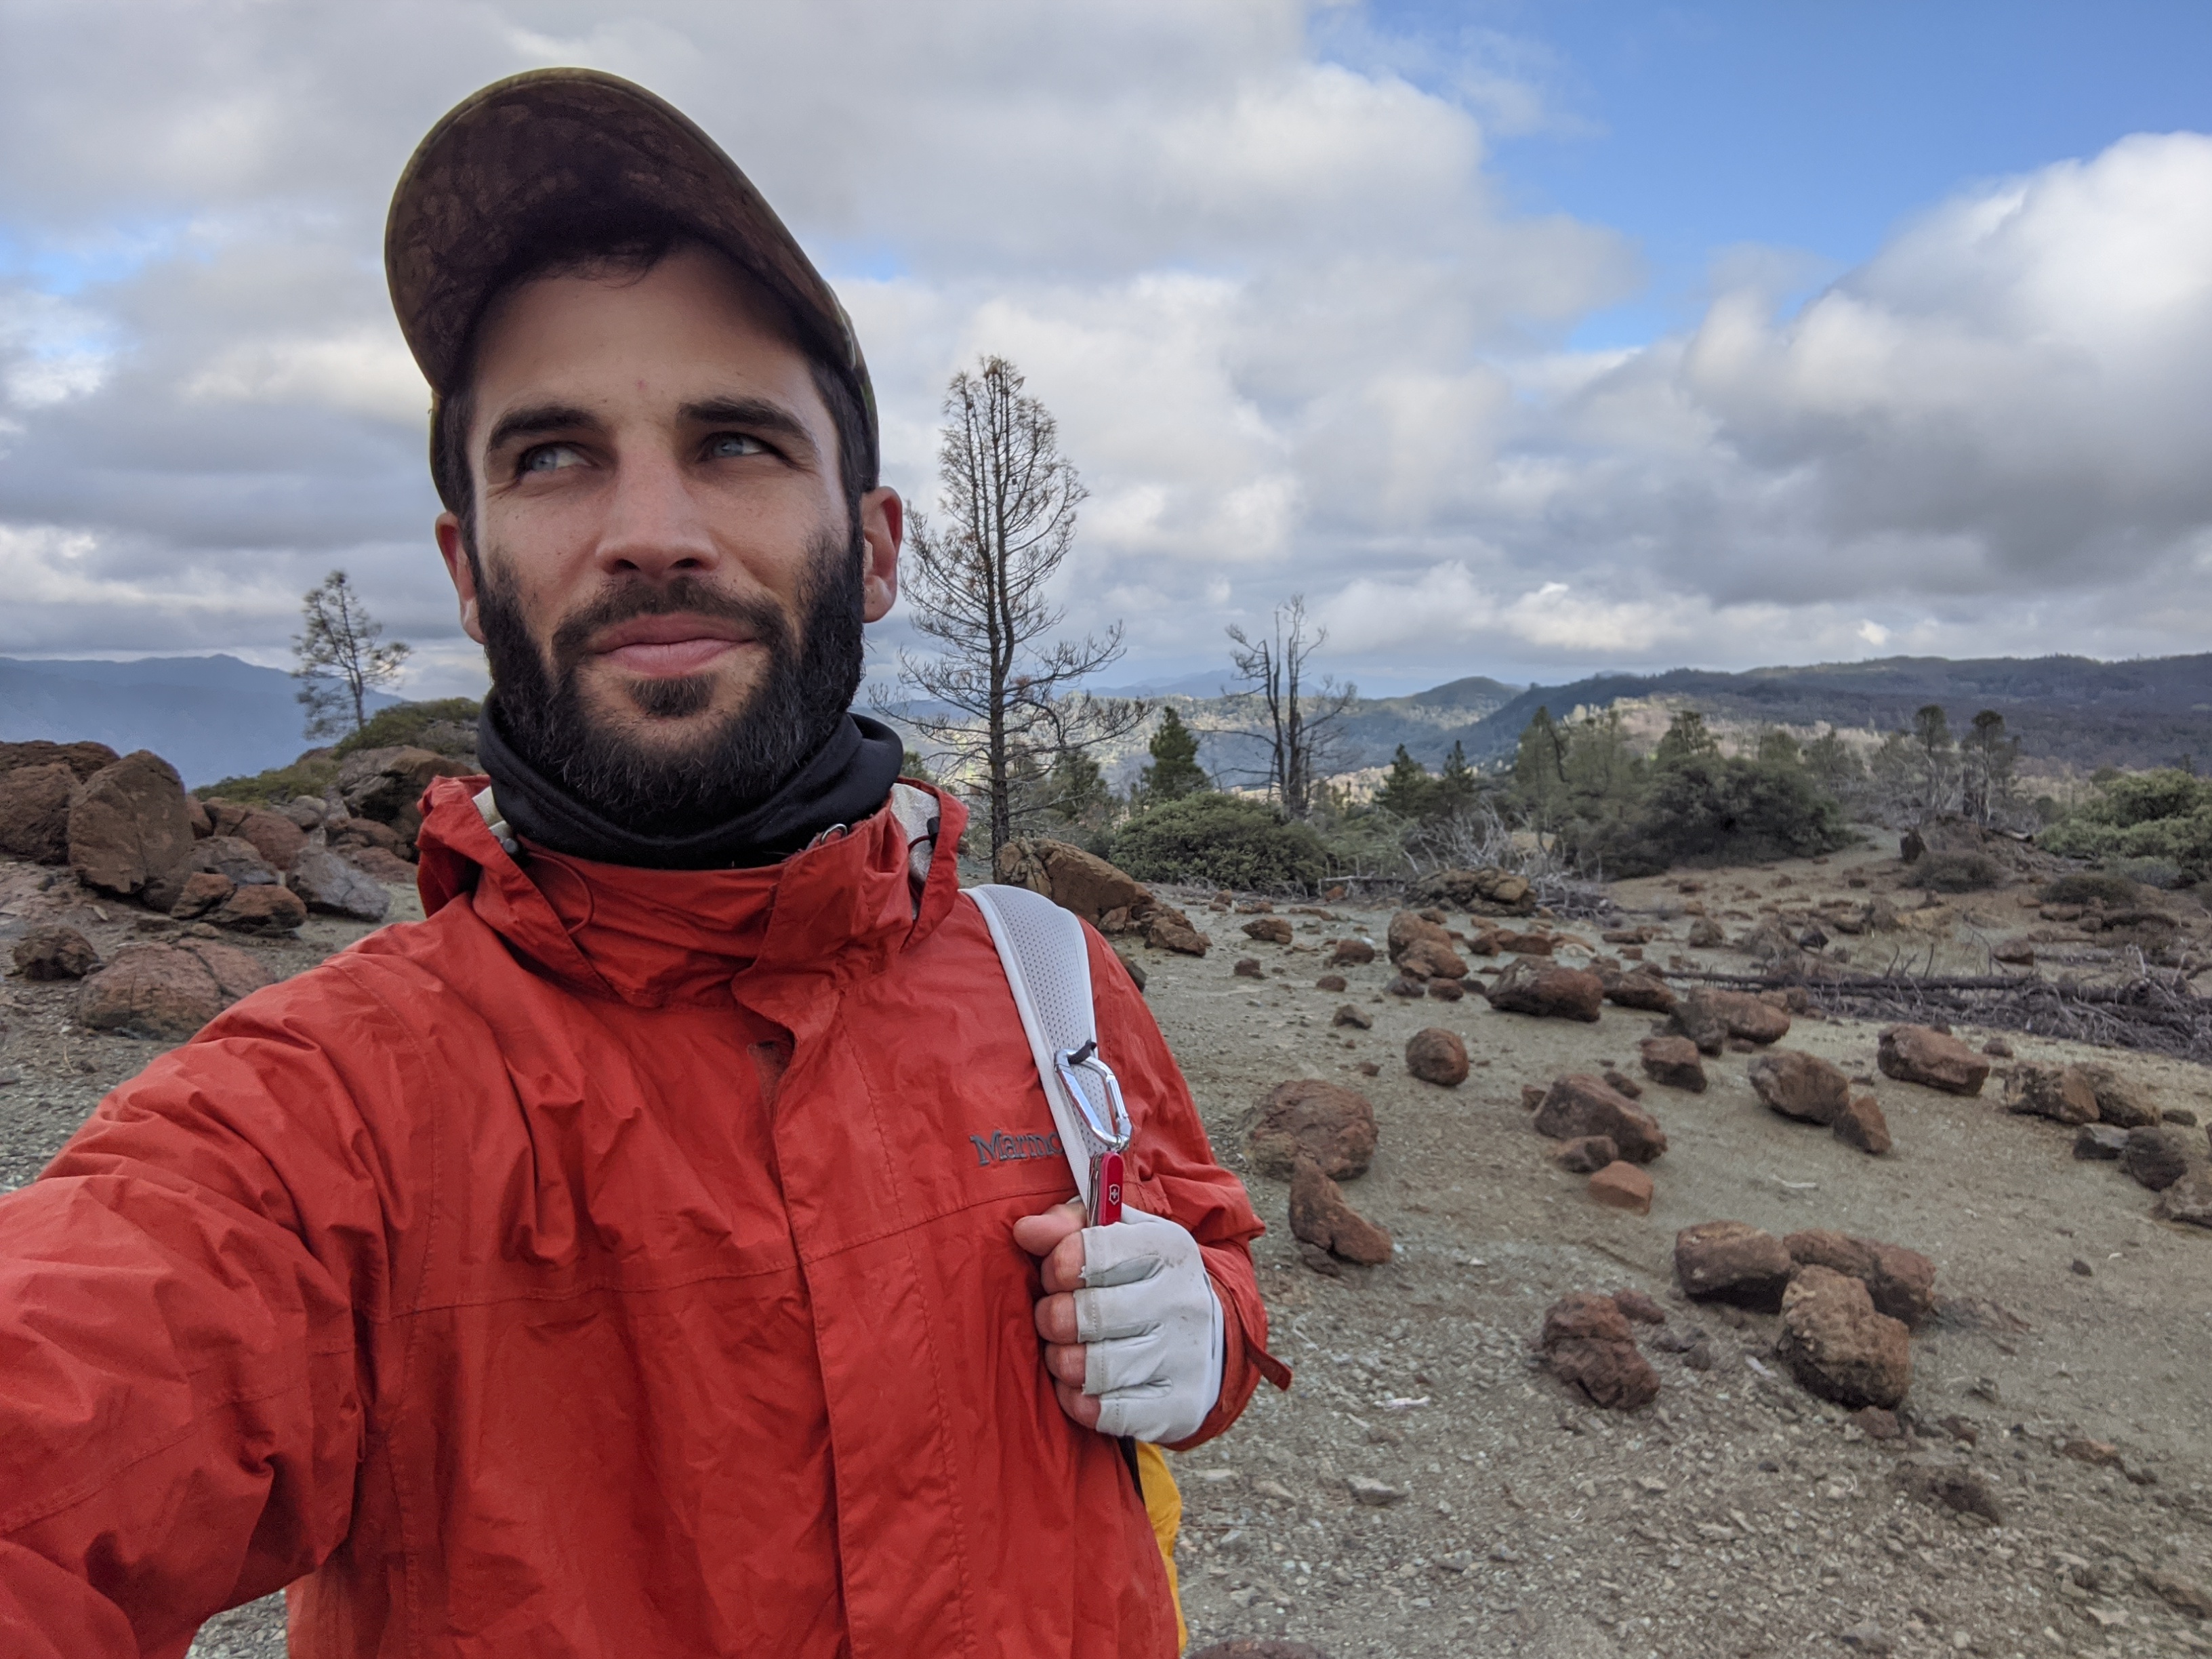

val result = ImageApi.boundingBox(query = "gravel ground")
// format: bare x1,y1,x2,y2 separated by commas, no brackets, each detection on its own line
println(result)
4,844,2209,1658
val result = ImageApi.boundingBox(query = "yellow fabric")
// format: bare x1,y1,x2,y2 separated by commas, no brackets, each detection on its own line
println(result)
1134,1441,1187,1652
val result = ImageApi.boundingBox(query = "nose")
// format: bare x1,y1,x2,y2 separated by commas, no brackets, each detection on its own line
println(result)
592,444,720,581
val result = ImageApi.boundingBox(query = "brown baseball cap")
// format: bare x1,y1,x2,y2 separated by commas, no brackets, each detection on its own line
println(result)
386,67,876,493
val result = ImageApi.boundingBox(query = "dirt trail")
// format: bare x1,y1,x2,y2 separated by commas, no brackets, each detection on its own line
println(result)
3,845,2209,1658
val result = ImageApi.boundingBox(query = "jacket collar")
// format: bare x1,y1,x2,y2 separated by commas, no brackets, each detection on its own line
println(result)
414,774,966,1014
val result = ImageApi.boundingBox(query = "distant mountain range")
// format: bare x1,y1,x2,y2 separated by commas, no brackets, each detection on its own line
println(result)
1061,654,2212,786
0,655,399,789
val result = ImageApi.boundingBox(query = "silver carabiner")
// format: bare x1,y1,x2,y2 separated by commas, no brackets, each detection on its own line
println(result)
1052,1039,1131,1152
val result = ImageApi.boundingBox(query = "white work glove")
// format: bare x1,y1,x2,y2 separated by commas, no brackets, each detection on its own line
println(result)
1075,1202,1225,1443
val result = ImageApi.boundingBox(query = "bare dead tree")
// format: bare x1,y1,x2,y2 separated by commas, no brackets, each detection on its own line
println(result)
1224,595,1355,817
890,356,1145,860
293,570,409,739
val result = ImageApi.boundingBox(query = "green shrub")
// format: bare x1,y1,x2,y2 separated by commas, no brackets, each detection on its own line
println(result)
1109,792,1326,893
1912,851,2007,892
1586,754,1853,872
196,754,340,804
2111,856,2188,890
2040,872,2137,907
334,697,483,758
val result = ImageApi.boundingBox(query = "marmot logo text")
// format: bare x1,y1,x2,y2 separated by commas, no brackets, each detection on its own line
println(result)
970,1130,1065,1166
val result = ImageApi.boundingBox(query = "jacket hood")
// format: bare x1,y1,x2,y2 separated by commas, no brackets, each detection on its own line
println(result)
412,774,966,1010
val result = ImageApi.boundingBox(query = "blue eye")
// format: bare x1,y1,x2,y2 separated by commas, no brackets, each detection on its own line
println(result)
708,433,762,459
520,445,580,474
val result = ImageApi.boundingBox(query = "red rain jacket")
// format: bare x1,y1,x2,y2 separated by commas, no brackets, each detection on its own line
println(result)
0,779,1280,1658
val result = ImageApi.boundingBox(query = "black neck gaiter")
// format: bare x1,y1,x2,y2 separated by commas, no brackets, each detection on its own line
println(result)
476,703,905,870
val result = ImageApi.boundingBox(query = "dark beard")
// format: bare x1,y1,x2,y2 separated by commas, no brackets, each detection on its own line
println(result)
475,527,866,838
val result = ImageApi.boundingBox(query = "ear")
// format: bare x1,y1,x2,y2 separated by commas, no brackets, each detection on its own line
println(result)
858,486,902,624
435,513,487,645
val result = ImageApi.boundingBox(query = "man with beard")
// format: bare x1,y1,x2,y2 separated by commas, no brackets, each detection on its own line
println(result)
0,70,1282,1658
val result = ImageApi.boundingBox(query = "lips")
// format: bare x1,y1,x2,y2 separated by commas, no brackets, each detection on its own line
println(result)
589,613,757,678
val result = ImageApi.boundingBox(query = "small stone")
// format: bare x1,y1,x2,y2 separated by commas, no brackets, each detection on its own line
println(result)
1589,1161,1654,1216
1247,1080,1377,1181
1345,1475,1406,1507
1600,966,1677,1013
1687,917,1725,947
1296,1240,1342,1277
2004,1062,2101,1126
1674,1221,1793,1311
285,844,390,921
1599,1067,1644,1099
2070,1258,2093,1276
1539,1292,1660,1410
1552,1135,1618,1174
1327,938,1376,967
211,882,308,935
1981,1038,2013,1058
2121,1124,2196,1191
2058,1437,2122,1467
1356,1061,1380,1078
11,924,100,981
1877,1025,1990,1095
1638,1035,1707,1092
2152,1169,2212,1229
1520,1084,1547,1110
1426,976,1465,1001
1483,957,1604,1022
1289,1155,1393,1265
1775,1266,1911,1409
169,869,237,920
1233,957,1264,979
1832,1094,1893,1155
1851,1408,1903,1441
1748,1048,1853,1124
1783,1230,1936,1328
1841,1619,1894,1654
1242,916,1293,945
1404,1027,1469,1087
2073,1063,2159,1128
1612,1290,1666,1325
2142,1568,2212,1620
1898,1465,2003,1524
1386,974,1425,998
1315,973,1347,992
2166,1107,2200,1128
1671,987,1790,1054
1332,1003,1373,1030
2074,1123,2129,1160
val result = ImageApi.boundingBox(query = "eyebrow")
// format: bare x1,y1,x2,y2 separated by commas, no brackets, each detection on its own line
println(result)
483,403,598,455
681,396,821,465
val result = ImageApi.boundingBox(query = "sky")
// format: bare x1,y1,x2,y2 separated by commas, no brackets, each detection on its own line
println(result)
1,1,2209,701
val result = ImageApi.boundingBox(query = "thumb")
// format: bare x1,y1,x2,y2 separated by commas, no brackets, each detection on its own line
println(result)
1010,1197,1086,1259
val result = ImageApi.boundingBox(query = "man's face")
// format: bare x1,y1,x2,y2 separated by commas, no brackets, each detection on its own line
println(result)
434,245,900,827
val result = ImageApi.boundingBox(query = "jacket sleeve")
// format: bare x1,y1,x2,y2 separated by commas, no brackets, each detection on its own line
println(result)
0,977,407,1657
1082,927,1291,1451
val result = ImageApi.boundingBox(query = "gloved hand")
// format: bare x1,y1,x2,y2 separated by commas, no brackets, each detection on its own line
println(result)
1013,1198,1225,1444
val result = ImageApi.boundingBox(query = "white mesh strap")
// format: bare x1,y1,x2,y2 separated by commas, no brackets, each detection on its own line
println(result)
967,884,1105,1207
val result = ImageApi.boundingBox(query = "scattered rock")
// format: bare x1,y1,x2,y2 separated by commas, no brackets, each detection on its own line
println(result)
1315,973,1347,993
2169,1107,2201,1127
229,808,308,874
169,871,236,920
1332,1004,1372,1031
209,882,308,936
2074,1063,2160,1128
1670,987,1788,1054
1247,1080,1378,1181
1425,977,1465,1002
1612,1290,1666,1325
75,940,269,1040
1233,958,1264,979
1589,1161,1654,1215
1686,917,1725,948
1355,1061,1380,1078
1242,916,1294,946
1326,938,1375,967
1115,949,1146,991
1598,963,1677,1013
1411,865,1534,915
1404,1027,1469,1087
1877,1025,1990,1096
1783,1231,1937,1328
1674,1221,1793,1311
1775,1265,1912,1409
1345,1475,1406,1508
1289,1155,1393,1265
1534,1075,1668,1163
1832,1094,1893,1155
2004,1062,2100,1126
190,835,279,886
1553,1134,1618,1173
1385,975,1425,998
1982,1038,2014,1058
11,924,100,981
1851,1407,1903,1441
1538,1292,1660,1410
1898,1464,2003,1525
340,844,419,885
1638,1035,1707,1092
0,761,79,863
2059,1437,2123,1467
1599,1067,1643,1099
2074,1123,2129,1160
1839,1619,1893,1654
337,745,483,840
2153,1170,2212,1228
66,750,195,908
2122,1124,2198,1192
2142,1568,2212,1620
1484,957,1603,1022
1386,909,1454,963
1748,1048,1853,1125
1490,930,1553,956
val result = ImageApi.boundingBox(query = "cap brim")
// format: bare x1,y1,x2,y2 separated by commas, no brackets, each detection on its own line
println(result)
386,67,871,423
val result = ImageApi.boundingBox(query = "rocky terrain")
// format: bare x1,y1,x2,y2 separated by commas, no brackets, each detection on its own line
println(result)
3,750,2210,1657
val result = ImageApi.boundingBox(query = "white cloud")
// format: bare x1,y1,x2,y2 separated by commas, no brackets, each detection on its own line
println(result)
0,1,2207,700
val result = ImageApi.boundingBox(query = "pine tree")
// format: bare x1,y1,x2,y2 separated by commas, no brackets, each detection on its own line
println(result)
293,570,409,740
1374,745,1437,819
1137,706,1209,804
1435,741,1479,817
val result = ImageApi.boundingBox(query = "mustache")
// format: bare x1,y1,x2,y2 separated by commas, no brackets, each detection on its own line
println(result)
547,576,792,676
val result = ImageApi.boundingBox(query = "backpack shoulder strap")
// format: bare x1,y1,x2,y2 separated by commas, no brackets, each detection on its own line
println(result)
967,884,1108,1211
